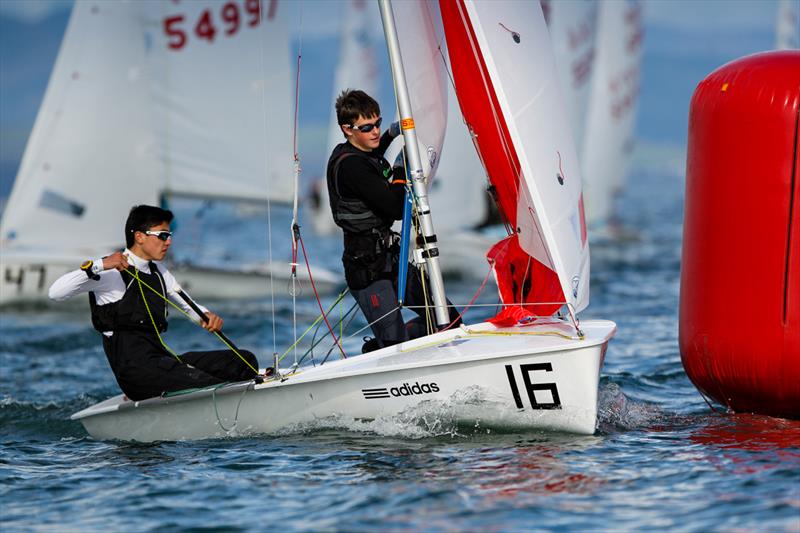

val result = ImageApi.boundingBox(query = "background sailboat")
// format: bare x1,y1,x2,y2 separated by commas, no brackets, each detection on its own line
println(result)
0,0,338,305
580,0,644,232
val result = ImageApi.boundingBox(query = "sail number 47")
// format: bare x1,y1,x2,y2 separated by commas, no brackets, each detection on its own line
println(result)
505,363,562,410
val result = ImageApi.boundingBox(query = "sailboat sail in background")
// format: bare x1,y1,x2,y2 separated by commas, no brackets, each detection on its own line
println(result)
541,0,598,157
580,0,644,230
72,0,614,443
312,0,382,235
0,0,338,305
776,0,799,50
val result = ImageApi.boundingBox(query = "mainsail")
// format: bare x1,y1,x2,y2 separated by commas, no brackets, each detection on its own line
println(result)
0,1,158,255
142,0,295,204
391,0,448,182
580,0,644,227
439,0,590,318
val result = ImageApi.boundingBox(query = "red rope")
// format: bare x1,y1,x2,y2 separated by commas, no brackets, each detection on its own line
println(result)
297,234,347,359
440,263,494,332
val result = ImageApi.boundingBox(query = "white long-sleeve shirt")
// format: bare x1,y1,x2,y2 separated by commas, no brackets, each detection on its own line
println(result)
48,249,207,335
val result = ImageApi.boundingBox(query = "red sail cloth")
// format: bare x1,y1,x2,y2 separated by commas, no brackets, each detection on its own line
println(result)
487,235,564,326
439,0,564,323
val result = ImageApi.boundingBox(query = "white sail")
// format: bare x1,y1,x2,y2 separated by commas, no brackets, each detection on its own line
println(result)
392,0,448,181
542,0,598,156
580,0,644,228
445,0,590,312
427,82,487,233
141,0,295,204
0,1,158,255
314,0,381,235
776,0,799,49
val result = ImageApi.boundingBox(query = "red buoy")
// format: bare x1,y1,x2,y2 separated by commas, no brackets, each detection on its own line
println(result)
680,51,800,419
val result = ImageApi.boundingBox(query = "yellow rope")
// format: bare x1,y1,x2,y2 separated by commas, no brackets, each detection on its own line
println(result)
276,290,348,363
399,327,583,354
135,271,182,363
125,267,258,374
462,328,584,341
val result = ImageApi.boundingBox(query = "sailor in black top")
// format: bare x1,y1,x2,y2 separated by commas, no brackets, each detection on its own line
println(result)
326,90,461,352
49,205,259,401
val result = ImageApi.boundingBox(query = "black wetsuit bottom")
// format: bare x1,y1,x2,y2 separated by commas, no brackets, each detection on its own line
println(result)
102,331,259,401
351,261,461,352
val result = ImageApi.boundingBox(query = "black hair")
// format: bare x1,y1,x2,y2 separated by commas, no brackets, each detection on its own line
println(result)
335,89,380,136
125,205,174,248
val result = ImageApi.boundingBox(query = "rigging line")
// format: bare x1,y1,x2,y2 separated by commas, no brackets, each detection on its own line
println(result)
343,304,402,342
276,289,349,363
212,384,250,433
124,267,258,374
297,233,347,359
319,303,359,365
256,2,277,357
439,262,494,333
298,302,359,368
134,268,182,363
289,3,306,368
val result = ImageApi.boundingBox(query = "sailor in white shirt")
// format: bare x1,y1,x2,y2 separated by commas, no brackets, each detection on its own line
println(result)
48,205,260,401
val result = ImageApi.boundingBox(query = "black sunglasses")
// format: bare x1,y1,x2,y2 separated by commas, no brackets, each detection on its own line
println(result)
143,230,173,241
347,117,382,133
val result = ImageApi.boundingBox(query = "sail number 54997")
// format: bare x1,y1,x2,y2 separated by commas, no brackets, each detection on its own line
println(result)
163,0,276,51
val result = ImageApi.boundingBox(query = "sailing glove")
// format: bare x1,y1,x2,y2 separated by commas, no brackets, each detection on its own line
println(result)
389,121,401,138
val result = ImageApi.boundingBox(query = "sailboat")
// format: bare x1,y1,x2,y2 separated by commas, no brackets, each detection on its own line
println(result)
580,0,644,232
0,0,338,306
71,0,615,442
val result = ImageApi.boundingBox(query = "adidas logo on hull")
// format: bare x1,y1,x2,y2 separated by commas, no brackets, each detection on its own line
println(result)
390,382,439,397
361,381,440,400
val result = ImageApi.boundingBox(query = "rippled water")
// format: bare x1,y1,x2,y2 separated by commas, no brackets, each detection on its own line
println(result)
2,168,799,532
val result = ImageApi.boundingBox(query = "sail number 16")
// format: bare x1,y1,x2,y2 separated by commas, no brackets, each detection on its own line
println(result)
505,363,562,410
163,0,276,51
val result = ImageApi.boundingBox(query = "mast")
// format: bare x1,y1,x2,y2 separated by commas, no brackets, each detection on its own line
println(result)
378,0,450,328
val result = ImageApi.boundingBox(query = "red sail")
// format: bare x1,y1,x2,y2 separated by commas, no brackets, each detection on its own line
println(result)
439,0,563,319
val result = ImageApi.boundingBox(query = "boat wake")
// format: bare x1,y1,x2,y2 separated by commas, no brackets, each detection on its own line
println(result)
596,381,669,433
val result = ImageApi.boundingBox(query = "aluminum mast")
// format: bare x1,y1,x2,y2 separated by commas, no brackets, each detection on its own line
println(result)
378,0,450,328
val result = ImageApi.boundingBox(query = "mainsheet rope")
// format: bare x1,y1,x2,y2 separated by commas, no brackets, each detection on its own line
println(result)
124,267,259,375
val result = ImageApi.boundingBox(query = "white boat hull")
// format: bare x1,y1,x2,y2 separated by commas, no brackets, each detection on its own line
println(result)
72,320,615,441
169,262,342,300
0,251,342,305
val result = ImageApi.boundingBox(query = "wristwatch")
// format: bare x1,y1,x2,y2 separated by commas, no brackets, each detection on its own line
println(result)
81,260,101,281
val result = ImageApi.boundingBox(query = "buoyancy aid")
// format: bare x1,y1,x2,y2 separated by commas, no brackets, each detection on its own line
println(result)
89,263,168,333
326,149,392,235
326,145,399,289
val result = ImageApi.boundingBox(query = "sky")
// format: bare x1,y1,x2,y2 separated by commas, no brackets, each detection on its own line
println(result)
0,0,790,198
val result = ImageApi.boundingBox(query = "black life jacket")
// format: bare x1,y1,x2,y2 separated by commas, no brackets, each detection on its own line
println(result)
89,263,168,334
326,146,393,236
